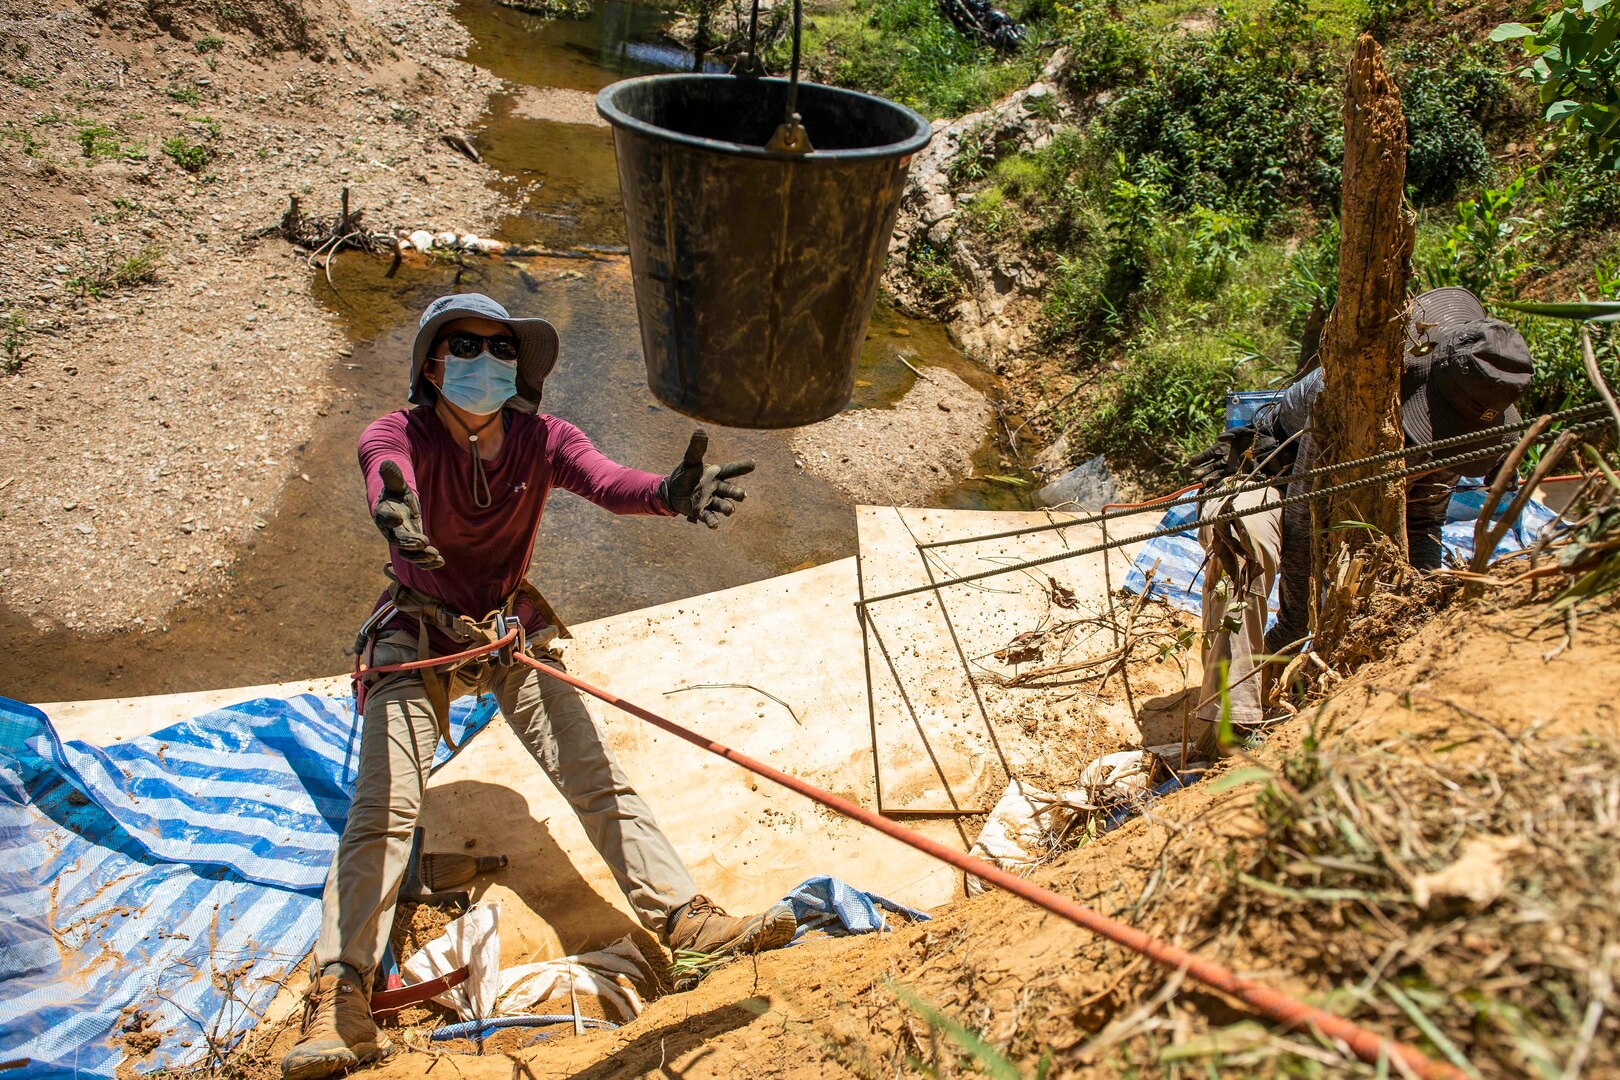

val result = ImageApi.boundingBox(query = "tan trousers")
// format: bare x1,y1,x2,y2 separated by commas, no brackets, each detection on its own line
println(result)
1198,487,1283,727
314,635,699,984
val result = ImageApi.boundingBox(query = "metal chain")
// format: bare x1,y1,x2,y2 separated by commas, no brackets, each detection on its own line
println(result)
858,416,1612,610
921,401,1611,552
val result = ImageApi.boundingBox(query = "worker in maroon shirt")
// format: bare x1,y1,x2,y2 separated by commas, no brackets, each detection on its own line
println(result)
283,293,798,1080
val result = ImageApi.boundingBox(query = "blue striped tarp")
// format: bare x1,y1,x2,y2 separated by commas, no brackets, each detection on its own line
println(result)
1123,485,1561,616
0,691,497,1078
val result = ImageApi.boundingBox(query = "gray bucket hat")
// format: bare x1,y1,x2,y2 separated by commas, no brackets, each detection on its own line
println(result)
1398,287,1533,477
409,292,559,414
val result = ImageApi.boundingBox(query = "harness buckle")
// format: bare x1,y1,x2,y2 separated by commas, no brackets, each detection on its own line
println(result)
494,611,516,667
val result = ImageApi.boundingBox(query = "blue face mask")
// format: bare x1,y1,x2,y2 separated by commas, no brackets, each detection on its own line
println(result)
439,352,518,415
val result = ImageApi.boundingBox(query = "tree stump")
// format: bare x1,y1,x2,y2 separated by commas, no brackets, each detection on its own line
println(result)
1311,34,1415,661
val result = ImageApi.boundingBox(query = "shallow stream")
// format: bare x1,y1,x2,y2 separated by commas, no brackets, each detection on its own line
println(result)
0,0,1023,702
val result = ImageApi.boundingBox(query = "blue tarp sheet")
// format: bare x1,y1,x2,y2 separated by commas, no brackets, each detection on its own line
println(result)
1123,483,1562,617
782,875,929,943
0,691,497,1078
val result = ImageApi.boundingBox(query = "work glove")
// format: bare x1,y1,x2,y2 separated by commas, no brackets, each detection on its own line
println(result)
658,429,754,529
373,459,444,569
1190,426,1293,486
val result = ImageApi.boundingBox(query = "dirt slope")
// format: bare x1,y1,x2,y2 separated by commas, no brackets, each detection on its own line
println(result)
0,0,499,634
321,589,1618,1079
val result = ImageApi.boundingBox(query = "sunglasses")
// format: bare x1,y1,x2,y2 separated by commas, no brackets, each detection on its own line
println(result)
439,331,520,363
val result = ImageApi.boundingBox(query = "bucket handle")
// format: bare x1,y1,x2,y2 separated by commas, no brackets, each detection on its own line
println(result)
740,0,814,153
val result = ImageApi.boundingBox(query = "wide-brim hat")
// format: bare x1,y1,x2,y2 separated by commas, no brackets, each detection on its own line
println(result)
1398,287,1532,477
408,292,559,414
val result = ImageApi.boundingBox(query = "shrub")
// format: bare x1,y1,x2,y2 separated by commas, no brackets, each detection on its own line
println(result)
76,121,143,160
1081,336,1243,465
793,0,1048,117
162,117,221,173
1392,42,1514,207
1054,0,1153,98
1417,174,1537,296
1096,0,1341,224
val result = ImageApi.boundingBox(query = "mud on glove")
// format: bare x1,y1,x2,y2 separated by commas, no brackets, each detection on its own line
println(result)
659,430,754,529
373,459,445,569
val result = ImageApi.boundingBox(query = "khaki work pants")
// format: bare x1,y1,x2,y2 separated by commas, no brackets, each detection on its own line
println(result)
314,635,699,985
1197,487,1283,727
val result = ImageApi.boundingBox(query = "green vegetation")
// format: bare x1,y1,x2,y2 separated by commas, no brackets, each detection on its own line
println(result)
782,0,1054,117
165,84,202,105
1,311,27,375
76,121,146,162
194,35,225,54
1493,0,1620,170
161,117,222,173
871,0,1620,474
66,246,163,300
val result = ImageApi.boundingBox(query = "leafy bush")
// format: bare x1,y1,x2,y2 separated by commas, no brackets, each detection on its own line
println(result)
1392,41,1514,206
1417,174,1537,296
1053,0,1153,97
1543,147,1620,232
1096,0,1341,224
1080,336,1243,463
1493,0,1620,171
161,117,221,173
77,121,144,161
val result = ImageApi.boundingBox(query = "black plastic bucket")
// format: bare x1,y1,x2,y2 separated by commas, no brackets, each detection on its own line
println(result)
597,74,932,428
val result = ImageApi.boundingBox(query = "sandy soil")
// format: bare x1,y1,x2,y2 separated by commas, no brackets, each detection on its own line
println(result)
342,587,1619,1079
0,0,505,633
790,368,993,505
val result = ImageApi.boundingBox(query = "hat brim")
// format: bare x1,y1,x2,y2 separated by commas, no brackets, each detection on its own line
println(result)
1401,371,1520,477
409,306,559,413
1404,287,1488,360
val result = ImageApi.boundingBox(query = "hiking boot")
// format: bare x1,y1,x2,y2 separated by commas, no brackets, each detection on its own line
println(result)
280,970,392,1080
665,894,797,957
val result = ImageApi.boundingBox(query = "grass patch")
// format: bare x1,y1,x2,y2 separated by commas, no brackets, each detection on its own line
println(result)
194,35,225,53
76,121,146,162
782,0,1052,118
66,245,163,300
165,84,202,105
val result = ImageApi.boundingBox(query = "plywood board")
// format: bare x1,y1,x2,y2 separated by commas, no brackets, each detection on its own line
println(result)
856,505,1196,814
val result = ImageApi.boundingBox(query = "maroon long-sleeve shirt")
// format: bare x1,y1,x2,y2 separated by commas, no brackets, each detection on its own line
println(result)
359,406,671,646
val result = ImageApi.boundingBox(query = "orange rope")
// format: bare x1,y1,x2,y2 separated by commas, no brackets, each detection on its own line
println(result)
350,629,1462,1076
507,651,1465,1080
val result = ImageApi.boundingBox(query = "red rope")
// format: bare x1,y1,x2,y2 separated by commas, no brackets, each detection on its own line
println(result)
509,651,1464,1080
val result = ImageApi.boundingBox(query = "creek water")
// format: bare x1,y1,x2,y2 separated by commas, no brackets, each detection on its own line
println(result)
0,0,1023,702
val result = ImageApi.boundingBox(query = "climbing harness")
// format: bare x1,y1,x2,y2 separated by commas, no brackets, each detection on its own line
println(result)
351,571,569,751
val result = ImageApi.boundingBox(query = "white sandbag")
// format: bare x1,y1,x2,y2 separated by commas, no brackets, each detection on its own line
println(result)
965,780,1071,897
408,229,435,252
400,901,502,1021
494,936,654,1021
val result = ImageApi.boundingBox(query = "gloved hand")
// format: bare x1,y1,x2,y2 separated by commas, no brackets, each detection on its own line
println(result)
1190,426,1293,486
374,459,444,569
658,430,754,529
1190,427,1256,486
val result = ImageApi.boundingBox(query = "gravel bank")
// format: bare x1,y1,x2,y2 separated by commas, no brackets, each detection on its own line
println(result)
0,0,506,632
790,369,992,506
